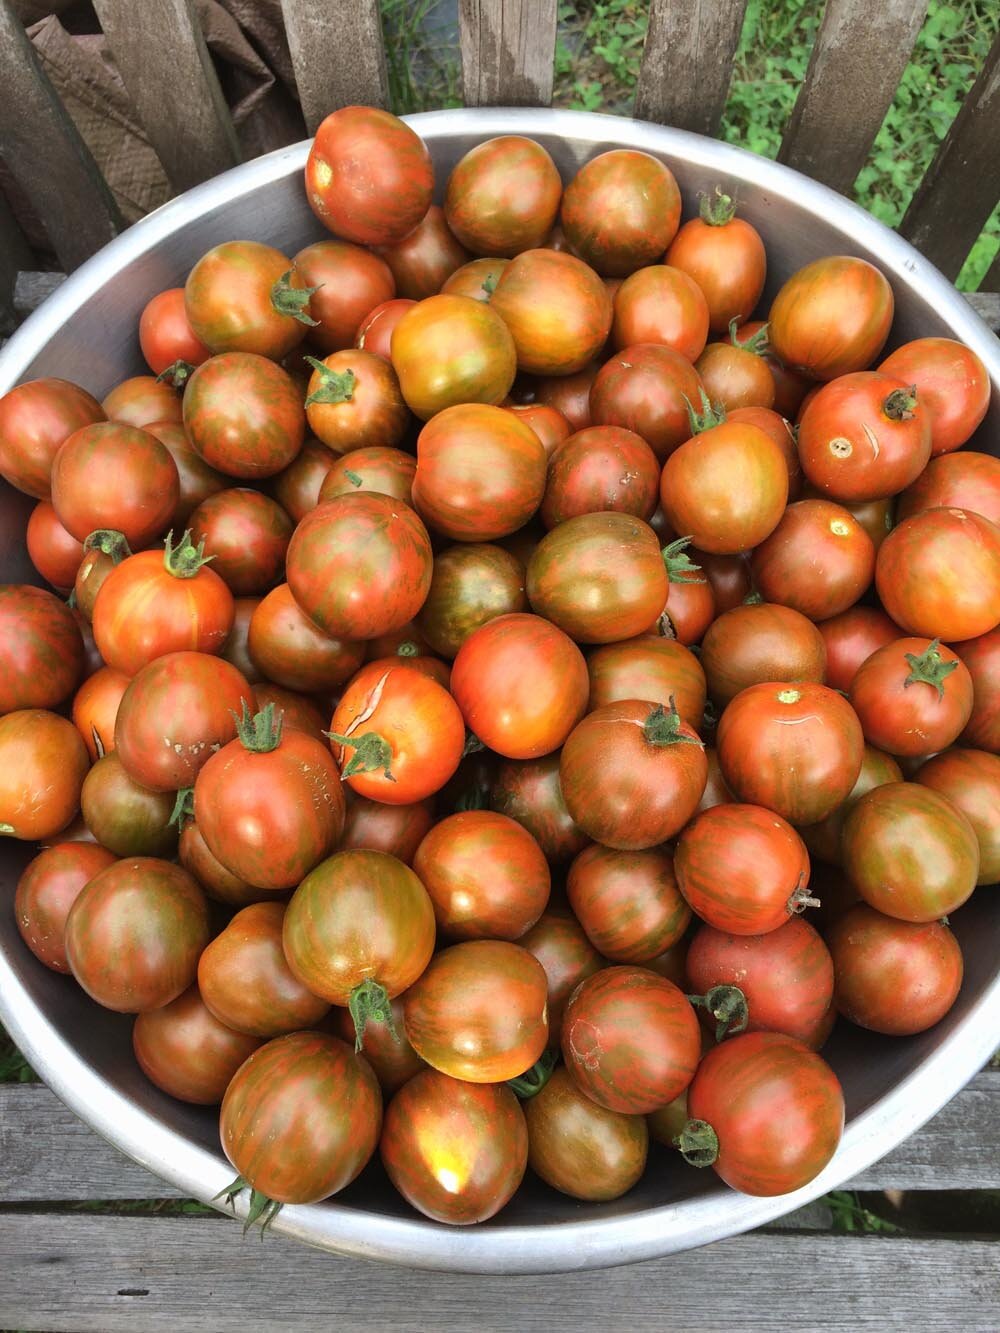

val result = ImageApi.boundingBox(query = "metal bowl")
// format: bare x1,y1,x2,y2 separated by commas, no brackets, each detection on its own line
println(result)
1,108,998,1275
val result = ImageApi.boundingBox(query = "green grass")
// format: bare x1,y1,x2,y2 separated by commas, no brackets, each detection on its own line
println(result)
0,1025,35,1084
824,1189,903,1234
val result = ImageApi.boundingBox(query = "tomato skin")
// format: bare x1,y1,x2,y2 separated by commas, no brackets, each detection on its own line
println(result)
686,1032,844,1195
686,917,834,1044
80,752,177,858
305,349,410,455
562,967,700,1114
355,299,417,365
666,211,767,333
818,606,899,693
283,849,436,1005
676,803,811,935
917,748,1000,884
133,985,261,1105
879,336,990,455
718,682,864,825
541,426,660,528
189,488,293,598
728,407,801,498
286,492,432,642
51,422,179,547
896,451,1000,527
68,667,127,761
381,1070,527,1225
842,781,979,921
268,439,336,522
221,1031,382,1204
178,818,285,908
560,700,707,850
247,583,363,693
826,904,963,1035
65,857,209,1013
768,256,894,380
293,240,396,355
518,909,603,1045
610,266,710,361
849,637,973,757
798,744,903,867
198,901,330,1038
183,353,304,480
340,795,433,865
701,603,826,708
561,150,681,276
329,995,426,1094
503,402,572,460
0,584,83,715
0,378,106,499
953,629,1000,752
102,376,183,429
588,636,706,727
491,249,613,375
535,362,599,433
15,841,118,973
404,939,549,1082
451,613,589,759
184,241,308,359
489,752,589,864
26,500,85,591
251,683,325,742
318,446,416,506
659,572,716,645
374,205,470,300
145,421,229,530
590,344,703,462
876,507,1000,641
528,513,668,644
139,287,211,375
568,843,690,963
390,293,516,421
441,257,510,301
417,543,525,659
750,500,876,621
444,136,562,256
0,709,89,840
695,341,776,412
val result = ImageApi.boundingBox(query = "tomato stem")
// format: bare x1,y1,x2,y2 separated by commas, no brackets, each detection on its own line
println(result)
232,700,284,753
688,984,749,1042
730,318,770,357
348,977,398,1052
675,1118,720,1167
903,638,958,699
883,384,918,421
661,535,704,585
214,1175,283,1236
396,640,419,657
481,272,499,296
643,698,702,748
304,356,356,406
162,528,216,579
326,727,395,783
507,1048,557,1099
683,388,726,436
742,590,764,606
155,359,196,389
82,529,132,563
168,787,195,828
698,187,736,227
270,269,321,326
788,877,822,915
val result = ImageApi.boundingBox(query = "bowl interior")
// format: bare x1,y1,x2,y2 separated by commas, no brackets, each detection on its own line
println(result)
0,107,998,1274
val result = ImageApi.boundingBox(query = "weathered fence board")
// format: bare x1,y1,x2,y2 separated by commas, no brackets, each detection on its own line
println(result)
459,0,558,108
280,0,389,135
0,190,32,335
634,0,748,137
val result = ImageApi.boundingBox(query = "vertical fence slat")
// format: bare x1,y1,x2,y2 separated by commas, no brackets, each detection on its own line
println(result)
900,33,1000,281
634,0,748,137
91,0,240,195
0,189,32,335
0,0,122,270
778,0,929,194
280,0,389,135
459,0,557,107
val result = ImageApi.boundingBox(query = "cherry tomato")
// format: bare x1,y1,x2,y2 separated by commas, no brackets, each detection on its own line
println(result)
611,265,709,360
391,294,516,420
183,353,304,480
14,841,118,973
491,249,613,375
139,287,211,375
184,240,311,359
590,343,703,461
540,426,659,528
917,748,1000,884
0,378,104,499
355,297,417,361
769,256,893,380
445,135,562,256
374,205,469,299
849,637,973,757
700,602,826,708
587,636,706,726
665,192,767,332
80,752,177,858
0,584,83,715
293,240,395,354
518,908,603,1045
568,843,690,962
818,605,900,693
0,709,89,840
879,336,990,455
247,583,363,693
304,349,409,455
896,450,1000,528
133,985,260,1105
750,499,875,621
561,150,681,276
25,500,85,592
102,376,183,429
51,422,178,547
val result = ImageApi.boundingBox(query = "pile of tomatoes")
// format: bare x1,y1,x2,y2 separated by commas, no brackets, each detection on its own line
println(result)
1,104,998,1230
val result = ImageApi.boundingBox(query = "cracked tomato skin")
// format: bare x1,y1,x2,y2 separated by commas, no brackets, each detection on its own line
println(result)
183,353,305,480
381,1070,528,1225
0,709,90,841
687,1032,845,1196
221,1031,383,1204
562,966,701,1114
286,492,433,642
133,984,261,1104
0,377,105,500
15,841,118,973
0,584,84,715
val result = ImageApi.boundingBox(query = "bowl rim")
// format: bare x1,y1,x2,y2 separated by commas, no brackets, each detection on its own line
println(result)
1,105,998,1275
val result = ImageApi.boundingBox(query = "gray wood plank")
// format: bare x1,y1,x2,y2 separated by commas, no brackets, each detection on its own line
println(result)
778,0,929,194
280,0,389,135
91,0,241,196
0,188,32,335
0,0,123,270
634,0,748,137
900,31,1000,280
459,0,558,107
0,1214,998,1332
13,269,66,315
965,289,1000,332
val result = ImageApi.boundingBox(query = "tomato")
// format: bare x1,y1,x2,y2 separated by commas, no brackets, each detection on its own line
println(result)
879,336,990,455
656,556,717,645
184,240,311,359
518,909,603,1045
80,752,177,858
445,136,562,256
114,651,252,792
0,709,89,840
589,346,702,461
291,240,395,354
729,406,801,498
198,901,330,1038
487,755,586,867
416,543,525,659
750,500,875,620
286,492,432,641
695,333,776,412
26,500,84,591
797,744,903,866
144,420,229,530
849,637,973,757
65,857,209,1012
737,322,814,420
561,699,707,849
14,841,117,973
0,377,105,499
251,682,325,741
686,917,833,1045
826,904,963,1035
876,507,1000,641
178,816,285,908
681,1032,844,1195
660,409,788,554
304,349,409,455
133,985,260,1105
491,249,613,375
842,781,979,921
540,426,659,529
917,748,1000,884
220,1031,382,1212
187,488,293,598
568,843,690,962
451,613,588,759
665,192,767,332
329,995,425,1095
587,636,706,726
561,150,681,276
183,353,304,479
355,297,417,361
701,603,826,708
896,450,1000,527
317,446,416,506
718,682,864,825
244,583,360,693
380,1070,527,1225
51,422,178,547
535,362,599,432
389,293,516,421
264,441,332,524
327,657,461,800
817,606,899,693
610,265,710,361
374,205,470,300
953,629,1000,752
503,403,572,460
340,795,432,865
0,584,83,715
68,668,127,762
768,256,894,380
139,287,211,376
102,376,183,429
439,258,507,305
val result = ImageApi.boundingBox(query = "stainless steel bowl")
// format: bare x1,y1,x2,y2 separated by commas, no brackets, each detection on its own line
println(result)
1,108,998,1275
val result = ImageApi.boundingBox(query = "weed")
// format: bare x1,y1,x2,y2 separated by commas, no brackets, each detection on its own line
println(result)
825,1189,903,1234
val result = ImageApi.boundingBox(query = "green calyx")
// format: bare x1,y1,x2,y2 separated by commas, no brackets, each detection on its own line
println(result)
684,387,727,436
675,1118,720,1168
730,318,770,356
643,697,701,748
396,640,419,658
884,384,918,421
304,356,356,406
481,272,499,296
688,984,749,1042
168,787,195,828
232,700,284,754
348,978,398,1052
270,269,320,326
903,638,958,699
344,469,364,487
325,727,395,783
163,528,215,579
699,187,736,227
215,1175,282,1237
155,359,196,389
661,535,703,585
82,529,132,563
507,1048,557,1099
742,590,764,606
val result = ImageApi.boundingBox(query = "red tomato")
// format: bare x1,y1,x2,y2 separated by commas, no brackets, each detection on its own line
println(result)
797,744,903,868
768,256,894,380
145,421,229,530
178,817,285,909
587,636,706,726
896,450,1000,527
590,343,703,461
374,205,470,300
491,249,613,375
71,666,129,761
695,334,776,412
0,378,105,499
51,422,178,547
133,985,260,1105
518,908,603,1044
184,240,312,359
561,150,681,276
0,584,83,715
292,240,395,355
14,841,118,973
329,996,425,1096
917,747,1000,884
317,446,416,506
568,843,690,962
879,336,989,455
659,555,717,645
183,353,304,479
535,362,599,433
26,500,85,591
503,402,572,458
611,265,710,361
247,583,363,692
355,297,417,361
728,406,801,498
818,606,900,692
267,438,336,522
340,794,433,865
444,135,562,256
304,349,409,455
441,258,510,301
750,499,875,621
700,602,826,708
540,426,660,528
489,752,589,864
417,543,526,659
102,376,183,429
849,637,974,757
188,488,293,597
954,629,1000,752
0,709,89,840
390,293,516,420
665,193,767,332
250,682,325,741
139,287,211,376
